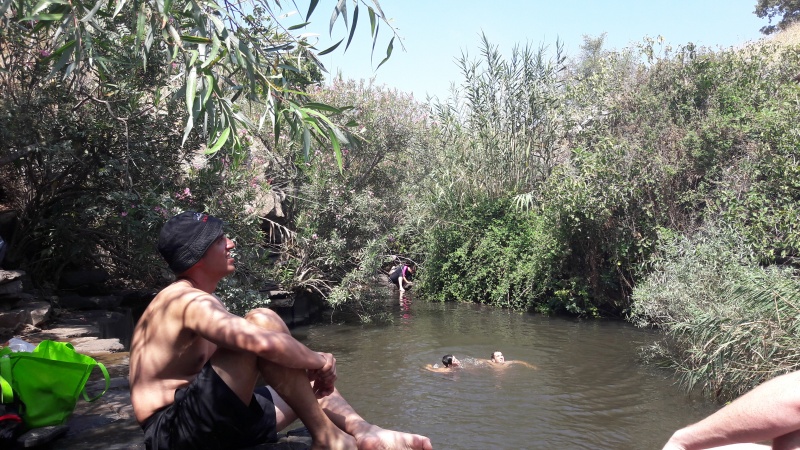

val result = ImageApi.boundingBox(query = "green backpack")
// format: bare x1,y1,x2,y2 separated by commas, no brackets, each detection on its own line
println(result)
0,340,110,428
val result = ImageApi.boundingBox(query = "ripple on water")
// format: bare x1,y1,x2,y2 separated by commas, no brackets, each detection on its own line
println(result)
300,301,718,450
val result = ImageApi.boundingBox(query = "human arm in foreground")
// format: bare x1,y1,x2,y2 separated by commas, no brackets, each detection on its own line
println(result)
663,371,800,450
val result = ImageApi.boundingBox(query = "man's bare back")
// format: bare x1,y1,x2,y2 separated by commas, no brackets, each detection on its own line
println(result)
129,280,218,423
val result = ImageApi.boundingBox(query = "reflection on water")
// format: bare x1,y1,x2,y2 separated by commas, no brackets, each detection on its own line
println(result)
294,297,718,450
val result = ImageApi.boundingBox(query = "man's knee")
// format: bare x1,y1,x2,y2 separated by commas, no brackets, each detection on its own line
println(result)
245,308,288,332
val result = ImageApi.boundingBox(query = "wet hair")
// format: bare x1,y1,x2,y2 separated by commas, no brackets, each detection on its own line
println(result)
491,350,503,360
442,354,455,367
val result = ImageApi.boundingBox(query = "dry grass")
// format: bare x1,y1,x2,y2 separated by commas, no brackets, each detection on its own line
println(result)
769,21,800,46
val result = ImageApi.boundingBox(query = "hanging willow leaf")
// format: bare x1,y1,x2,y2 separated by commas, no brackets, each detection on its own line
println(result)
303,102,343,113
330,128,343,173
345,4,358,51
376,36,393,70
305,0,319,20
318,38,343,56
370,0,386,19
185,65,197,112
204,127,230,154
368,6,376,36
11,0,402,162
182,35,213,44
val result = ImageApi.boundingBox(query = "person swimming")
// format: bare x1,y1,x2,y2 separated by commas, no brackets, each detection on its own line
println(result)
487,351,537,369
425,354,462,373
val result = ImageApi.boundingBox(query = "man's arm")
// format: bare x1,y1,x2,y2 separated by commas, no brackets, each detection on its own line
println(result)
663,371,800,450
180,290,326,370
509,360,537,369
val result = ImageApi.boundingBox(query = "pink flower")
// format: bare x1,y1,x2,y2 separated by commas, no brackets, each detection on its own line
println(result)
175,188,192,200
121,211,128,217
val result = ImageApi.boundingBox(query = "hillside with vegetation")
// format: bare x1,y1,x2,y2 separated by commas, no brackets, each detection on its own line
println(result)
1,0,799,401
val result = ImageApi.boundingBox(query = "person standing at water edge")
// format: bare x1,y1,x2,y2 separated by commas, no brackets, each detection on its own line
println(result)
129,211,433,450
389,264,414,298
662,370,800,450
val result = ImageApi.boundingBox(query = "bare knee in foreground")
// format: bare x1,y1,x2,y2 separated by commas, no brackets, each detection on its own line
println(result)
245,308,289,333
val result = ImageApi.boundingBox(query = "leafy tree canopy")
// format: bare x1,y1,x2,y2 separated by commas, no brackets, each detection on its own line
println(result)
755,0,800,34
0,0,398,164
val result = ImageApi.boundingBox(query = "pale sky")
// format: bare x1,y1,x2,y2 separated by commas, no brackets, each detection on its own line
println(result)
285,1,771,101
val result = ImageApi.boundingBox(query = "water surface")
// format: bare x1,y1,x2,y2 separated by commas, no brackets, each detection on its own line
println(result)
294,299,718,450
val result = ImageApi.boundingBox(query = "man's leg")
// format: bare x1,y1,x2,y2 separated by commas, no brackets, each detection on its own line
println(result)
211,308,355,449
245,309,433,450
318,388,433,450
268,385,432,450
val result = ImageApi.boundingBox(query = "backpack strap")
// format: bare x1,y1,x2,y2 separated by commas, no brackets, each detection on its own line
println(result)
0,357,12,404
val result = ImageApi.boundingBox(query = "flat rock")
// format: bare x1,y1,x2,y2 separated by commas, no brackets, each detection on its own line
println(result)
0,269,25,284
71,337,125,354
24,301,52,326
25,324,99,342
0,301,51,331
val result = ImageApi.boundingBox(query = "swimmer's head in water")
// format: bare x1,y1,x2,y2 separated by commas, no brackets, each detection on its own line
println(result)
442,354,460,368
491,351,505,363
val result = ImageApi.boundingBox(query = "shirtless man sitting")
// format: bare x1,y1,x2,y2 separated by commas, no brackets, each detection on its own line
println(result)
129,211,433,450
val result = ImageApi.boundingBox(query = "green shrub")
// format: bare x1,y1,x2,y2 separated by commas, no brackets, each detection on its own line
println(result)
254,80,432,318
631,225,800,400
419,199,564,311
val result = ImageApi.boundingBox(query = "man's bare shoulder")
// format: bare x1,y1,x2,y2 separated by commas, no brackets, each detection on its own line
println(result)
137,282,230,338
147,282,224,313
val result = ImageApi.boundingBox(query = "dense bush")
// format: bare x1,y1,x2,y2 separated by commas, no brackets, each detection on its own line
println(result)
630,225,800,400
419,199,563,311
0,1,319,310
257,79,433,316
0,19,199,287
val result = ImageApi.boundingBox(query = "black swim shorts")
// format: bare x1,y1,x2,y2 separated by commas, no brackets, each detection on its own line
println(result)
142,362,278,450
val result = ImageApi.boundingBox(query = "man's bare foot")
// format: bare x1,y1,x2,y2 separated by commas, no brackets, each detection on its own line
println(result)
355,425,433,450
310,426,358,450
